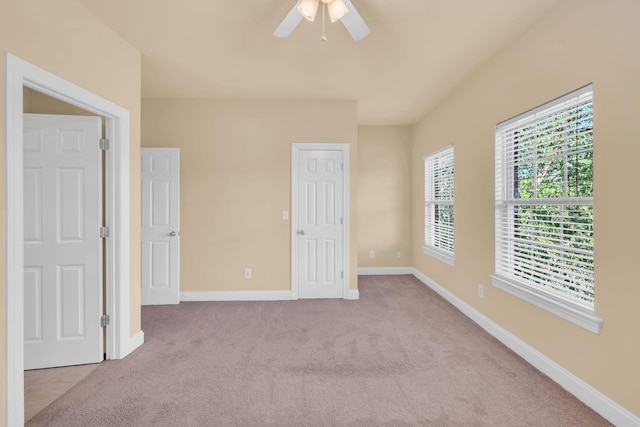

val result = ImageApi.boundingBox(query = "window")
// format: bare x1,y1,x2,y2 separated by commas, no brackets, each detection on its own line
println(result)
423,146,454,265
492,84,602,333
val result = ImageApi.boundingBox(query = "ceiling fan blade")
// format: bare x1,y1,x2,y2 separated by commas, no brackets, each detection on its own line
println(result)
273,1,304,38
341,0,370,41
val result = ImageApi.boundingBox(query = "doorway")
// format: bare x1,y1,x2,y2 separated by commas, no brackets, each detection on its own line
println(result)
5,53,137,426
291,143,350,299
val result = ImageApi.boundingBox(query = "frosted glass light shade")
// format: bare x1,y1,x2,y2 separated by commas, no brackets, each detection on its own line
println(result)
327,0,348,23
298,0,320,21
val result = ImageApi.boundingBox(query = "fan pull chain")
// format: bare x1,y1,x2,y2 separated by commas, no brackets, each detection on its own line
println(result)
321,3,327,41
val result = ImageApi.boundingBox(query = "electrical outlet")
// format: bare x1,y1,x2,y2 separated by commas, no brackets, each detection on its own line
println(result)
396,251,402,259
369,250,375,259
282,210,289,221
244,268,252,279
478,284,484,298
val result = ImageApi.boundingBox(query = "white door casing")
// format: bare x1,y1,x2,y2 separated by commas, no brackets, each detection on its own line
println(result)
141,148,181,305
23,114,103,369
292,144,349,299
6,53,138,427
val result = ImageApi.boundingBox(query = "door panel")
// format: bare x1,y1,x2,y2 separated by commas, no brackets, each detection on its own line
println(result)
23,267,43,342
296,149,344,299
141,148,181,305
151,242,170,287
23,113,103,370
23,168,42,242
58,265,85,339
58,168,85,241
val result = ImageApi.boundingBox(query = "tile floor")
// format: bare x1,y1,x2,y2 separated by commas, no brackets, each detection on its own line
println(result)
24,363,101,422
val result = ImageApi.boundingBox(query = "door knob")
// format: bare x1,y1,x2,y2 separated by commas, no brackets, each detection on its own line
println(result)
296,230,305,236
169,231,178,237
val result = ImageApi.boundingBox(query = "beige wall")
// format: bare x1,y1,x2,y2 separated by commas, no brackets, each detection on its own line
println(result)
411,0,640,416
24,87,98,118
0,0,141,422
142,99,358,293
358,126,412,268
23,87,108,138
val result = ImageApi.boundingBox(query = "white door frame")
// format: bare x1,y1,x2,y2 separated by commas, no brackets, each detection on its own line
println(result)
5,53,138,426
291,143,350,300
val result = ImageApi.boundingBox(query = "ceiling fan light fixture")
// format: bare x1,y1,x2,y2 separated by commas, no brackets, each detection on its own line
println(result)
327,0,348,23
297,0,320,21
274,0,369,41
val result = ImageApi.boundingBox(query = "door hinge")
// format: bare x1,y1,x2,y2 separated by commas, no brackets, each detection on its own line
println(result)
340,217,343,225
341,271,344,279
99,138,110,150
100,314,110,327
100,226,110,238
341,163,344,171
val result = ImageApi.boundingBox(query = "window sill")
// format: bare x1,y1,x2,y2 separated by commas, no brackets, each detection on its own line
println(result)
422,246,455,266
490,275,603,334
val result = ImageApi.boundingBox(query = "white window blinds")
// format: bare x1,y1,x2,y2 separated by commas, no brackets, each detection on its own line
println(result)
494,85,594,311
424,146,454,259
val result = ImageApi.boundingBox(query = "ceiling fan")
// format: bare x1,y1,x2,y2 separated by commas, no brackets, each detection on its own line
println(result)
274,0,370,41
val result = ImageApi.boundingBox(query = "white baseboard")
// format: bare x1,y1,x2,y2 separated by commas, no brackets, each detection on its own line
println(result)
123,330,144,358
181,290,361,302
358,267,414,275
181,290,295,302
345,289,360,300
410,268,640,427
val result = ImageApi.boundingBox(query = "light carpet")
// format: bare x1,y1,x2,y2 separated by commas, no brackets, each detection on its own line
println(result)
27,275,611,426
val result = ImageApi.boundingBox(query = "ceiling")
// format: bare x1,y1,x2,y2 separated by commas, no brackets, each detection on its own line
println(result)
77,0,564,125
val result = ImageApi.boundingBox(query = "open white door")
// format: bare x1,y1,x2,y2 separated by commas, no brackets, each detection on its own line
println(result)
141,148,181,305
293,146,347,299
23,114,104,370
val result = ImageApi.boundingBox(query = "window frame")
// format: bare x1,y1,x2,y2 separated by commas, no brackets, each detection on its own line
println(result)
423,145,455,266
491,84,602,334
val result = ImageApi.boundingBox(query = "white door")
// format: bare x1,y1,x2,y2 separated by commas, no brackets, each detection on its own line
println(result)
295,148,345,299
23,114,103,370
141,148,181,305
